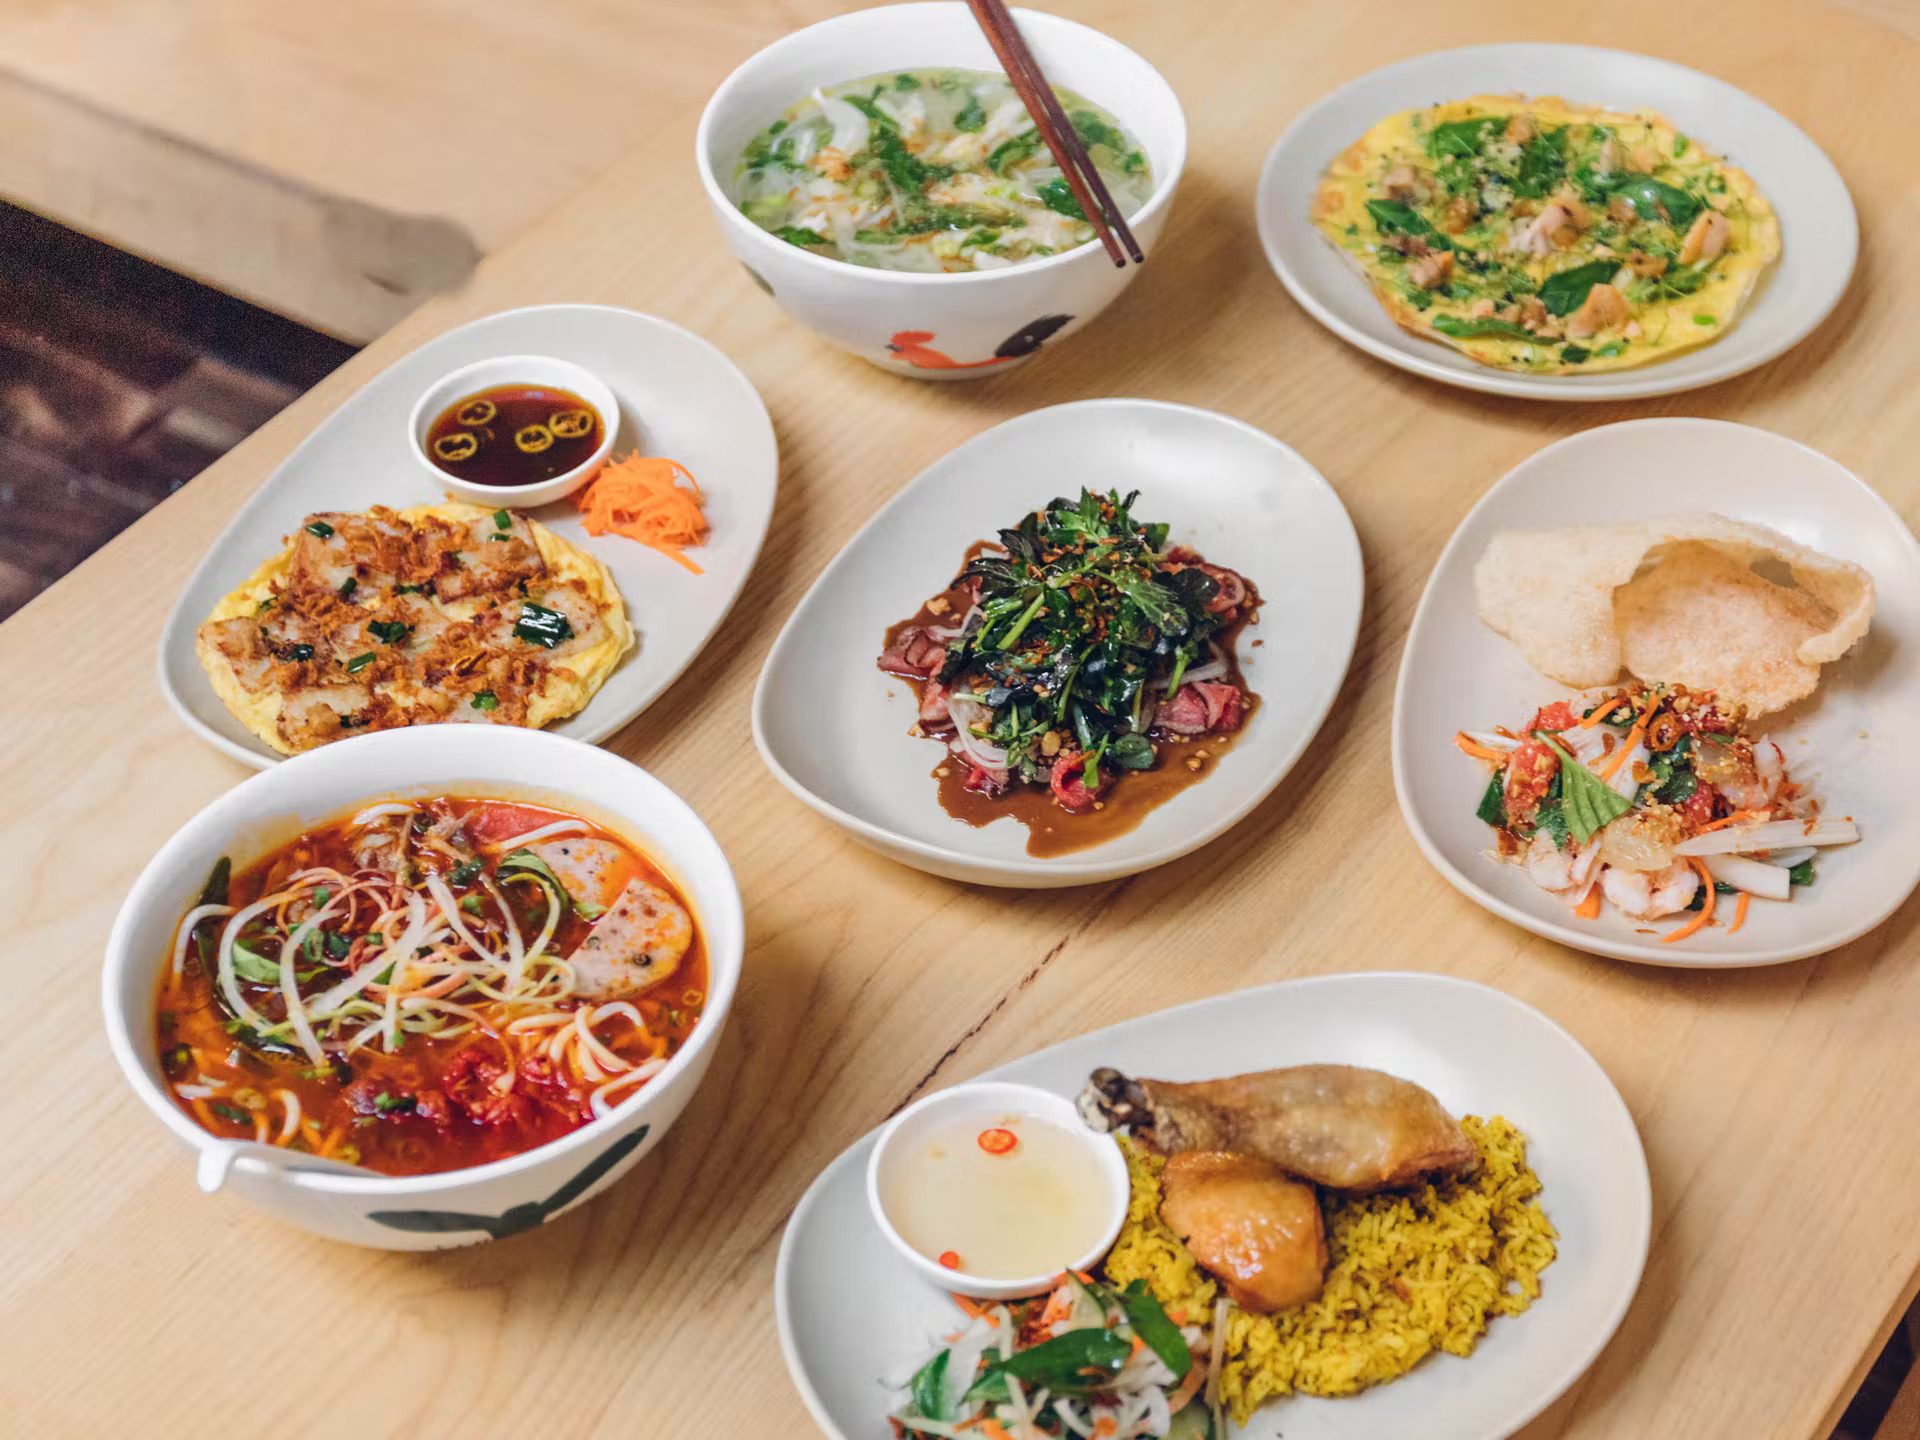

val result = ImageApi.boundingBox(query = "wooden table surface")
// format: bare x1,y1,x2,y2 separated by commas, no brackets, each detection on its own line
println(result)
5,2,1920,1436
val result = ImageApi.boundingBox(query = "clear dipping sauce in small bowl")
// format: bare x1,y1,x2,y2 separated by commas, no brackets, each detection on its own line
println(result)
867,1081,1128,1299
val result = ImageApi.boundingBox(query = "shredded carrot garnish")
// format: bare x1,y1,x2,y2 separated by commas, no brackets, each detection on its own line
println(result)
1662,859,1718,943
982,1422,1016,1440
1454,732,1508,763
1596,703,1654,781
951,1292,989,1321
1574,888,1602,920
1166,1354,1207,1413
1727,891,1751,935
1037,1286,1074,1330
1579,696,1625,728
572,453,709,574
1696,809,1771,833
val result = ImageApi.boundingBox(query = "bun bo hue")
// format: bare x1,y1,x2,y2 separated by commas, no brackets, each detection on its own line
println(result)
155,796,707,1177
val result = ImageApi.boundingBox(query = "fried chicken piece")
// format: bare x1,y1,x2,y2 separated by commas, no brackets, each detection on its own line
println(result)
1081,1064,1479,1192
1158,1151,1328,1312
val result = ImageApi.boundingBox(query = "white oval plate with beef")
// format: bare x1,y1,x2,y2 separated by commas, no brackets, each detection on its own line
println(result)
751,399,1362,888
159,304,778,768
1256,44,1856,400
1393,419,1920,966
776,971,1650,1440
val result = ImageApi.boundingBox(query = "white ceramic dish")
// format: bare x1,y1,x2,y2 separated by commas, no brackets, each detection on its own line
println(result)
751,399,1362,888
1255,44,1857,401
777,971,1651,1440
1393,419,1920,966
101,724,744,1249
159,303,778,768
866,1081,1129,1300
695,3,1186,379
405,352,619,508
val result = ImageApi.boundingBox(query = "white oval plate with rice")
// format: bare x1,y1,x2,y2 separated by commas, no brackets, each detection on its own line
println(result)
1255,44,1857,400
1394,418,1920,967
776,972,1650,1440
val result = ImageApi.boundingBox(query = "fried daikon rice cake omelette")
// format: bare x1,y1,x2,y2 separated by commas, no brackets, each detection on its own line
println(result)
196,502,633,754
1313,95,1781,375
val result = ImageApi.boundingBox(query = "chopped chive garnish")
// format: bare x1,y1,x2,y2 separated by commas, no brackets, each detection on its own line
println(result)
513,602,574,649
345,652,376,674
493,509,511,530
304,520,335,539
339,576,357,599
471,690,499,711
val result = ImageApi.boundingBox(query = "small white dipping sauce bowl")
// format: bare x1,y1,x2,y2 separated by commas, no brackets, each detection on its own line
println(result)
406,352,619,507
101,725,743,1250
867,1081,1129,1299
695,2,1186,379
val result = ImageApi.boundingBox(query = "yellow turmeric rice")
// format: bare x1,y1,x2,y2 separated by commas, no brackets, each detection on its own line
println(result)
1102,1117,1557,1423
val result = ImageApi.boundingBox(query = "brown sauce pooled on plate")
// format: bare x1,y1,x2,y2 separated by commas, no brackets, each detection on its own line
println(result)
881,544,1261,859
425,383,602,486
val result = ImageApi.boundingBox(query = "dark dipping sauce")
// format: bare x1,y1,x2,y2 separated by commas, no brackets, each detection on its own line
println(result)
882,544,1262,859
425,383,603,487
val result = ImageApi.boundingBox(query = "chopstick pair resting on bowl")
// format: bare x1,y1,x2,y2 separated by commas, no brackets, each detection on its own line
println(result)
965,0,1143,266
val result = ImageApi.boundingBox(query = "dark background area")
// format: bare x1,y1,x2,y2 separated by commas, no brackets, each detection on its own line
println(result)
0,199,355,622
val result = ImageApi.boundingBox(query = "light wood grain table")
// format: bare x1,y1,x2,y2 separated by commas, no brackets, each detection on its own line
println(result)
4,2,1919,1436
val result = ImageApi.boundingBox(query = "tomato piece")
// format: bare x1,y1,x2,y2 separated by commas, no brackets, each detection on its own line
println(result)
1677,787,1717,828
1502,738,1561,825
1528,700,1581,733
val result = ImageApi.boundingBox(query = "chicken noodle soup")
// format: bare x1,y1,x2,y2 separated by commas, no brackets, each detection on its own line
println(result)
734,69,1152,272
155,797,706,1176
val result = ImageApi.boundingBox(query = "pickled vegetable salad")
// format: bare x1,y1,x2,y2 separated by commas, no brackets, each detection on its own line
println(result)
1455,682,1859,941
890,1275,1213,1440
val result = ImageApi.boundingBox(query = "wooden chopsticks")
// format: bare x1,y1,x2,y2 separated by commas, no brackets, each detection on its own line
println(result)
963,0,1144,267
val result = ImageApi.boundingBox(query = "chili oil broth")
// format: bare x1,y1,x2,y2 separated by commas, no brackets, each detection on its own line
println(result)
154,798,706,1176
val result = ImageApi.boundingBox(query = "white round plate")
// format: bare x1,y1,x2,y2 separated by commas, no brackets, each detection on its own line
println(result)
1393,419,1920,966
776,972,1651,1440
158,304,778,768
751,399,1362,888
1255,44,1857,401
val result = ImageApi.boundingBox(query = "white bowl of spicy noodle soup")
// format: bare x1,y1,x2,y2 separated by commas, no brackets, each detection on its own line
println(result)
101,725,742,1249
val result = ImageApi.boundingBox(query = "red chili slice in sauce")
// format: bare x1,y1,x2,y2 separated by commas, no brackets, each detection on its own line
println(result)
978,1127,1018,1155
938,1251,962,1270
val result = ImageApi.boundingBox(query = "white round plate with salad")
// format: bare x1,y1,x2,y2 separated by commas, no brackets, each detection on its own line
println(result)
775,972,1650,1440
1393,418,1920,967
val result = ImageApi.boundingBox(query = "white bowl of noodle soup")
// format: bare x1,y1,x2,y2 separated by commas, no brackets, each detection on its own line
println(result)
101,725,743,1249
694,3,1186,379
